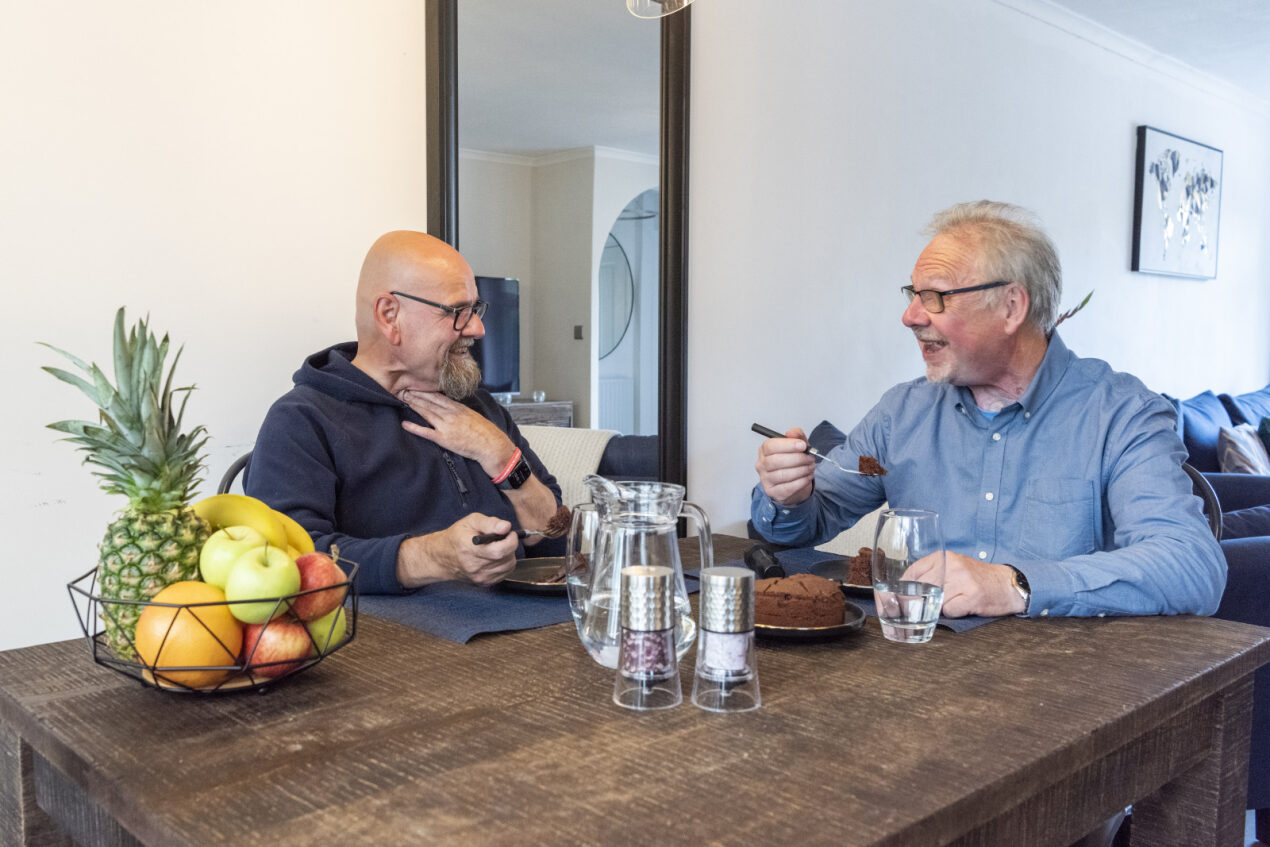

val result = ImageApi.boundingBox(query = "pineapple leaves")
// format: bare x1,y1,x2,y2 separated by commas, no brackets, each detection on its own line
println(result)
40,307,209,509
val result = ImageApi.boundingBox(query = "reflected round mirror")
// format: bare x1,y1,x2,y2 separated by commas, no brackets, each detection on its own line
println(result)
598,234,634,359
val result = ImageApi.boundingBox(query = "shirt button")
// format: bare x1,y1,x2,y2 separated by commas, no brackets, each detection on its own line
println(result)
1040,608,1049,616
992,432,1001,441
985,492,994,501
1024,412,1031,419
977,551,987,559
780,509,790,516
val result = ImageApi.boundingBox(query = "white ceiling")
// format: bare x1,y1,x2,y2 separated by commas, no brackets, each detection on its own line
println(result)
456,0,1270,159
457,0,660,158
1046,0,1270,104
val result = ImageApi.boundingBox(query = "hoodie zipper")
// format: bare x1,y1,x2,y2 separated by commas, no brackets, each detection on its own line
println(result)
441,450,469,506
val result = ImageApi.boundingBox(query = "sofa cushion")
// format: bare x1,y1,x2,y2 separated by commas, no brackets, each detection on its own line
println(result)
1220,385,1270,426
597,434,658,482
1218,424,1270,474
1168,390,1235,473
808,419,848,454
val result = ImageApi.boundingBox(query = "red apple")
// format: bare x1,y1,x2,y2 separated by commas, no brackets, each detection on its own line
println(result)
291,552,347,621
241,619,312,678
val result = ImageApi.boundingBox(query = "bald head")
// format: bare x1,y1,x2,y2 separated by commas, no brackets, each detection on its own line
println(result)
355,231,474,339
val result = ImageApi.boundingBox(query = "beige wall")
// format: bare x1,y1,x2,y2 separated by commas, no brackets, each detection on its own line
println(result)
2,1,429,650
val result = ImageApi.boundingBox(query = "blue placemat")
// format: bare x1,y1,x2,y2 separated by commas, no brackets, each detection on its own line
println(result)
360,583,575,644
726,547,1003,633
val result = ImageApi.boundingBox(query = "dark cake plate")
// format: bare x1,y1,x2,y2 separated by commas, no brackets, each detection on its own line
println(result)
755,599,867,641
498,558,569,596
808,559,873,596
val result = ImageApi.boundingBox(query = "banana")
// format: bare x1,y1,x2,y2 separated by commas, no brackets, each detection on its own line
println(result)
192,494,288,549
273,509,315,554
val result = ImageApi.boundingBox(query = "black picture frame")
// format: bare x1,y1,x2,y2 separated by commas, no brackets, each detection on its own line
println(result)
1131,125,1223,279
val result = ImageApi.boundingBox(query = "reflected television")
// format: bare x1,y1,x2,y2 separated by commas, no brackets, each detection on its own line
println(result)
472,276,520,394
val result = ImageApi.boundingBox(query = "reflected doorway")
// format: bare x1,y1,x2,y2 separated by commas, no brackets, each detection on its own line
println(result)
598,188,658,435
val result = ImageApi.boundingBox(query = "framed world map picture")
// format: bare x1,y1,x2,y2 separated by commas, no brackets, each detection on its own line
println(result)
1131,125,1223,279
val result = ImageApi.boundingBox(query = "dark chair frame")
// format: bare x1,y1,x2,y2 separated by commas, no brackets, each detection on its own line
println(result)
217,451,252,495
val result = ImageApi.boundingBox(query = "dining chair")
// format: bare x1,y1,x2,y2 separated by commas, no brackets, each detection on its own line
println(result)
217,451,252,495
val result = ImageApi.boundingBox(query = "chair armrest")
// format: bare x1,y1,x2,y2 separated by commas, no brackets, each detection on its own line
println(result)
1206,472,1270,512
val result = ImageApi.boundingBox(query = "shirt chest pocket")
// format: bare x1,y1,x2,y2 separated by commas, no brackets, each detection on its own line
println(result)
1017,478,1097,560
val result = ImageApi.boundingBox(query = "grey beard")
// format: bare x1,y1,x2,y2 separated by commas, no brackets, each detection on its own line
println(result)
439,349,482,400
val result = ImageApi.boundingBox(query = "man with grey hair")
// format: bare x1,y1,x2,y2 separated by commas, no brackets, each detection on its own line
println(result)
751,200,1225,619
247,231,563,595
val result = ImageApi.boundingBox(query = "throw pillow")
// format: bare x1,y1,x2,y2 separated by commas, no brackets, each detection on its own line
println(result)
1217,424,1270,474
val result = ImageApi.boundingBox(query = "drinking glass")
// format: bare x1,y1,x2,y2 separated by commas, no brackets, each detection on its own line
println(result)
871,509,945,644
565,503,600,640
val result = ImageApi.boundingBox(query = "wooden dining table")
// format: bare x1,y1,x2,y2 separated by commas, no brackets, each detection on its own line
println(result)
0,534,1267,846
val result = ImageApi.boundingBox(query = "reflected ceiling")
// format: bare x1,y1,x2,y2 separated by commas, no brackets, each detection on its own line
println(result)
457,0,660,157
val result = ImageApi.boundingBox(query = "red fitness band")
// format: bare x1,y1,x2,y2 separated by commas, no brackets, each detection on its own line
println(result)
491,448,523,484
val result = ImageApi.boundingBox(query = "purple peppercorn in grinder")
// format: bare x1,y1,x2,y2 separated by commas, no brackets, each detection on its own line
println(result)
613,565,682,710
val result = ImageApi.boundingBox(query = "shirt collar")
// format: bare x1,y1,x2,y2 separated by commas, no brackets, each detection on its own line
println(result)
950,332,1074,419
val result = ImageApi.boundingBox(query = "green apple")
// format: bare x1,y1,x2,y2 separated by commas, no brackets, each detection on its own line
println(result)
224,545,301,624
306,607,347,653
199,525,269,589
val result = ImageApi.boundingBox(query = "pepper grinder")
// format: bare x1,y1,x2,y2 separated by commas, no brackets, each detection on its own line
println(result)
613,565,682,710
691,566,760,712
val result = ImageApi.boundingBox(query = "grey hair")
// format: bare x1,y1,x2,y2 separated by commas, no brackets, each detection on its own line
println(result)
925,201,1062,334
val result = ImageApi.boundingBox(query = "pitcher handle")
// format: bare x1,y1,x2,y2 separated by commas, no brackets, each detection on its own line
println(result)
680,501,713,572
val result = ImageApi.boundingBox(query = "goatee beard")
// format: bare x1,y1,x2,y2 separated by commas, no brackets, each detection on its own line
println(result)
439,342,482,400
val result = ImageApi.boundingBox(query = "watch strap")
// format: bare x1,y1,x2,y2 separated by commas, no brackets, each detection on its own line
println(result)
1007,564,1031,614
496,453,532,490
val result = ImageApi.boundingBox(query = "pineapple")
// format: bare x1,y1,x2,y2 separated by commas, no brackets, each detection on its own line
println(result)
43,308,211,658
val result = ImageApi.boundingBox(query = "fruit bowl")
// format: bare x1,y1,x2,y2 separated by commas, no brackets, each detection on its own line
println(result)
66,561,359,694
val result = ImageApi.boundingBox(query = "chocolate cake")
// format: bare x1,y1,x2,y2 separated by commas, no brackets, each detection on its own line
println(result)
859,455,887,476
754,573,845,628
847,547,875,586
541,505,572,538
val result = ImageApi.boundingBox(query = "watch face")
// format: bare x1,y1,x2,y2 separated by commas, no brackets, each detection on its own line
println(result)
501,457,532,490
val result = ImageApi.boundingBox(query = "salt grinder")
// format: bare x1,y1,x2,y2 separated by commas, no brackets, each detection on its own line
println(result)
691,566,760,712
613,565,682,710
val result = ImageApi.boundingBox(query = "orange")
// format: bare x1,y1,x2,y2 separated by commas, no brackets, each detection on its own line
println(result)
135,581,243,689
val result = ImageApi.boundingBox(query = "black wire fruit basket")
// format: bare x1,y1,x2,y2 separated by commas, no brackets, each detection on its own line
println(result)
67,560,359,694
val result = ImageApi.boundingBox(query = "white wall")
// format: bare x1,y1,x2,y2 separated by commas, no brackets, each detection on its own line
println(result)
591,151,659,428
2,1,428,651
532,151,596,424
459,147,658,429
458,152,537,395
686,0,1270,537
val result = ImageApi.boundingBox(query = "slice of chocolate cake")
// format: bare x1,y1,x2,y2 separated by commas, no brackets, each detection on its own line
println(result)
859,455,887,476
847,547,875,586
754,573,845,628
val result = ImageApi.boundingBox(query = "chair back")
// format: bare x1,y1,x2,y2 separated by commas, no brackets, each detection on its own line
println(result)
1182,461,1222,540
217,451,253,495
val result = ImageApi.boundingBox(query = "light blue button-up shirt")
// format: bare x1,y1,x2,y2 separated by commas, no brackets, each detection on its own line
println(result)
750,335,1226,617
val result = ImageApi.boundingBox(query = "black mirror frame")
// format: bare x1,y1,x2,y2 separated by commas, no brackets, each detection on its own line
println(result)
424,0,689,488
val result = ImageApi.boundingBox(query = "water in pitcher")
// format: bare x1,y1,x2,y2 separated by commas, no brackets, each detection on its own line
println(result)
577,588,695,668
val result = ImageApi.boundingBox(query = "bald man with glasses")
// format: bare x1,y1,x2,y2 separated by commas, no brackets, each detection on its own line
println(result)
752,201,1225,621
247,231,563,595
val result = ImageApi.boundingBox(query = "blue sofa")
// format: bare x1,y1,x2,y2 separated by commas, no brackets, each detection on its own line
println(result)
1164,385,1270,473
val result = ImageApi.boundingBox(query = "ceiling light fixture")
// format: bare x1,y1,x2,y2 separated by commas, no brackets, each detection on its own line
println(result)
626,0,694,19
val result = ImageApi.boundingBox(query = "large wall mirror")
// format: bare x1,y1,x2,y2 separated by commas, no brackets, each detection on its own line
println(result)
425,0,689,486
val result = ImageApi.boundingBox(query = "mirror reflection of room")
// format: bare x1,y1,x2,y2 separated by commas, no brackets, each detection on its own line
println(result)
455,0,659,434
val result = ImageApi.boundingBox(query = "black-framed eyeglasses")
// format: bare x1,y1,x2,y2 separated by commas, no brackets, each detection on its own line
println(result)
901,280,1011,314
391,290,488,330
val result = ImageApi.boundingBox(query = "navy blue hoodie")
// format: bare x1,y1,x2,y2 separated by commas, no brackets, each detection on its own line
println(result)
245,342,562,594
